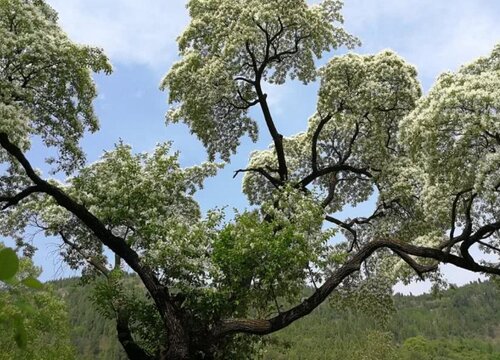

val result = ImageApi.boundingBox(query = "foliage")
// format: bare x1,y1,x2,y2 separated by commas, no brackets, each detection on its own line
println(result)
0,243,75,359
0,0,111,173
0,0,499,358
0,246,19,281
399,45,500,248
398,337,500,360
163,0,359,161
0,243,44,349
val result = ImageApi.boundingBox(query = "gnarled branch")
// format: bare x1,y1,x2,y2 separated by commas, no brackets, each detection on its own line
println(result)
213,238,500,337
0,185,41,209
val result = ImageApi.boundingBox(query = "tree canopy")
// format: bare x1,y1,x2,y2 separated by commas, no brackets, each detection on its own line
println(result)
0,0,499,359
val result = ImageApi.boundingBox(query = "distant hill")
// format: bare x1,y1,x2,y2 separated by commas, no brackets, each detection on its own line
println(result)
51,278,500,359
51,278,127,360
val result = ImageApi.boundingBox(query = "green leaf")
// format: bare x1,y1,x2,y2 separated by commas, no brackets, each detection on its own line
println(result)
13,317,27,349
21,276,43,290
2,276,19,286
0,248,19,281
15,300,35,314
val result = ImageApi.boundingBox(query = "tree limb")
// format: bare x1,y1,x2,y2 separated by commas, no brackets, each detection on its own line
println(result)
116,309,155,360
233,167,283,188
391,249,438,280
341,120,361,163
449,188,473,242
0,134,142,273
58,231,153,359
478,240,500,253
0,185,42,209
300,164,372,188
325,215,358,251
320,176,338,208
245,28,289,182
58,231,110,277
213,238,500,337
459,193,479,262
311,113,333,173
253,82,288,181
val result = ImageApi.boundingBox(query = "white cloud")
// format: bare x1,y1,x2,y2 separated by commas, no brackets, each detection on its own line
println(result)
45,0,500,79
342,0,500,88
260,81,291,116
46,0,189,68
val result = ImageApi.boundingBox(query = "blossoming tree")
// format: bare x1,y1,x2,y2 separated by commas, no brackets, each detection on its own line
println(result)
1,0,499,359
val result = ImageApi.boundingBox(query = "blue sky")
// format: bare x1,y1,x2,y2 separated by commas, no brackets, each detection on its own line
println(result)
8,0,500,293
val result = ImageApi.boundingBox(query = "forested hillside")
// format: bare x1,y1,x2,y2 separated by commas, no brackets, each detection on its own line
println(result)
51,278,126,360
50,279,500,359
266,281,500,359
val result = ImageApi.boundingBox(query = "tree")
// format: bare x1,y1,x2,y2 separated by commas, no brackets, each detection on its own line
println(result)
0,0,499,358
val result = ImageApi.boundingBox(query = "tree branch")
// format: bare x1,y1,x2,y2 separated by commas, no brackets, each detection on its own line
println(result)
300,164,372,188
321,176,338,208
341,120,361,163
236,89,259,107
324,200,391,252
59,230,153,359
459,193,478,262
478,240,500,253
311,113,333,173
116,309,155,360
0,185,41,209
234,76,255,85
267,33,309,64
254,83,288,181
233,167,283,188
391,249,438,280
0,133,151,282
245,41,258,74
325,215,358,251
213,238,500,337
59,231,110,277
245,25,289,182
449,188,473,242
344,202,388,228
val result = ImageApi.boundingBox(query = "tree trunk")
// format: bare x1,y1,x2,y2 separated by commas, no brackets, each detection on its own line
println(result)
163,337,190,360
162,309,191,360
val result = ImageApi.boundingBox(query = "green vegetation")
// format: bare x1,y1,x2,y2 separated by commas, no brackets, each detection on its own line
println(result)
265,280,500,359
1,0,499,357
51,278,126,360
47,279,500,359
0,244,75,360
